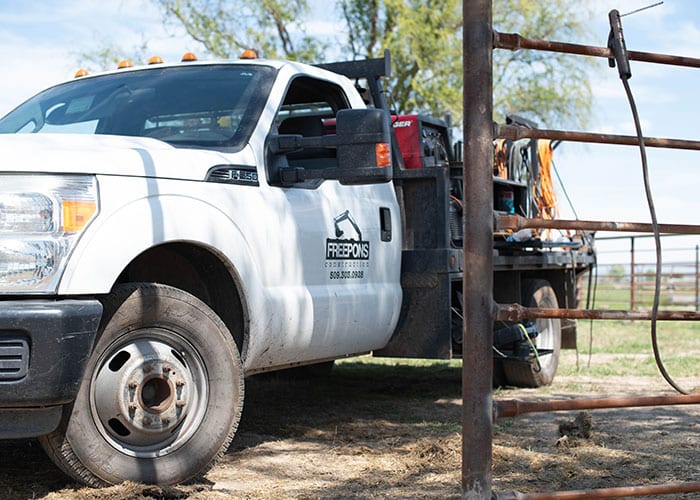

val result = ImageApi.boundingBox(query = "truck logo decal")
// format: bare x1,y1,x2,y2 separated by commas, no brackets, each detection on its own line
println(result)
325,210,370,280
325,210,369,261
326,239,370,260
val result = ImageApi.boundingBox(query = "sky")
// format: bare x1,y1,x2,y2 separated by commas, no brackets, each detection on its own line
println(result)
557,0,700,267
0,0,699,267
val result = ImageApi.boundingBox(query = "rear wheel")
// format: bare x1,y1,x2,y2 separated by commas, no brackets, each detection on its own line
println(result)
40,283,244,486
502,279,561,387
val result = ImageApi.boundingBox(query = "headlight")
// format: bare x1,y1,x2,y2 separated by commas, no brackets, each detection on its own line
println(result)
0,193,55,232
0,175,98,293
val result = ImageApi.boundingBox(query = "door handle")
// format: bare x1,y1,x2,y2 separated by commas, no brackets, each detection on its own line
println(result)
380,207,392,242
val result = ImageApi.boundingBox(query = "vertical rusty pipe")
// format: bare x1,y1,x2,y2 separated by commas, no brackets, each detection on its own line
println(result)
630,236,636,309
695,244,698,312
462,0,494,498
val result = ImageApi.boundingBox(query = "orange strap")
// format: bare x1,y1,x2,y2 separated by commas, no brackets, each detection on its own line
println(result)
535,139,558,222
494,139,508,179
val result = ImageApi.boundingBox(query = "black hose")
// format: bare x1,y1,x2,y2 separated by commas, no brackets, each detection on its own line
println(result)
621,77,689,395
586,252,598,370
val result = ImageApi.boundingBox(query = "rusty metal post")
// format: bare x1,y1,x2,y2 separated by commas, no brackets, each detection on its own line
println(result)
495,482,700,499
495,123,700,151
630,236,636,309
494,393,700,419
494,303,700,322
695,245,700,311
462,0,493,498
494,213,700,235
494,31,700,69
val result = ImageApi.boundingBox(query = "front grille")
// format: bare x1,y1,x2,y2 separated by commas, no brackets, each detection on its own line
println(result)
0,337,29,380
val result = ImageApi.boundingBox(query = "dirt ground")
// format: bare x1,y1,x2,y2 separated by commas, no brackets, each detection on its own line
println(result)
1,358,698,499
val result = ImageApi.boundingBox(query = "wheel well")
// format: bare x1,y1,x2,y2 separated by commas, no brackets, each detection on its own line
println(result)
115,243,247,356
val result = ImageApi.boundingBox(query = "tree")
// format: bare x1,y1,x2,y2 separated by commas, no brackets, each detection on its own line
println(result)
157,0,325,61
340,0,593,127
607,264,627,284
492,0,594,129
339,0,462,121
80,0,593,129
77,37,149,73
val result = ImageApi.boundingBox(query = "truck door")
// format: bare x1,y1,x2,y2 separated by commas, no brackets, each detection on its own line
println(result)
261,75,402,365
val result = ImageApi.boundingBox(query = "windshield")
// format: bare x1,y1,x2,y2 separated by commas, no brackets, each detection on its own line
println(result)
0,64,275,150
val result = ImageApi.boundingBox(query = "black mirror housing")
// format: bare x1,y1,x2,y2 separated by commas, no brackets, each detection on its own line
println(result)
269,108,393,186
336,108,392,183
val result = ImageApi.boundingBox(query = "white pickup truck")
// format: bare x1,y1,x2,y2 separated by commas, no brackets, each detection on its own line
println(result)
0,52,593,486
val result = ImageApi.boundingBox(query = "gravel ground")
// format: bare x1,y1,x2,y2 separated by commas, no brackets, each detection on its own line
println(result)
1,358,698,499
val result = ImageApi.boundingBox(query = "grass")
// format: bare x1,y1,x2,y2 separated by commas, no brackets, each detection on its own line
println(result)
558,320,700,380
589,285,699,310
336,319,700,383
589,287,632,309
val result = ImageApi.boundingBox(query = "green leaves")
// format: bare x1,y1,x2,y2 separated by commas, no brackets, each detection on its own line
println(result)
340,0,462,120
79,0,595,130
158,0,325,61
492,0,595,129
339,0,593,129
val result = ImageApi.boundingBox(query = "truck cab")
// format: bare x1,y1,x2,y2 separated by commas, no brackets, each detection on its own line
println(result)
0,55,402,486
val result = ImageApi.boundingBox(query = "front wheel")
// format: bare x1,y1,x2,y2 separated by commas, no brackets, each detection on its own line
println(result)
40,283,244,486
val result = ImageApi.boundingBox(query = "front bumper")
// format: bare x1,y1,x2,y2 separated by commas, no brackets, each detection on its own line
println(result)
0,299,102,438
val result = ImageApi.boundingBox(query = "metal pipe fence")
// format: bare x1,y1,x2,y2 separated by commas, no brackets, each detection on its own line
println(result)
594,237,700,311
595,260,699,311
462,2,700,498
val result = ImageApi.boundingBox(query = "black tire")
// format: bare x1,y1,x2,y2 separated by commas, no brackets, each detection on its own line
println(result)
39,283,244,486
502,279,561,387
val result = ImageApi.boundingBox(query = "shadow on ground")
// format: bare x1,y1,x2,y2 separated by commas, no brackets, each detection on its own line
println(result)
1,361,698,499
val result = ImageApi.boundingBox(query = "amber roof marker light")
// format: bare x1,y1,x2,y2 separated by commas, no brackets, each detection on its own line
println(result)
240,49,258,59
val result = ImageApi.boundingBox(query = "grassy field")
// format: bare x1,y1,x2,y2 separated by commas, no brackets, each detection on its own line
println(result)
557,320,700,381
336,319,700,382
589,284,699,310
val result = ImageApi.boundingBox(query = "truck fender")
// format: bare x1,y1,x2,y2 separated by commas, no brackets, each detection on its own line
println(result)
58,194,263,307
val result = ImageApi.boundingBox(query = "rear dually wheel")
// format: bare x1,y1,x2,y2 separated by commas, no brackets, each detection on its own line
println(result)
501,279,561,387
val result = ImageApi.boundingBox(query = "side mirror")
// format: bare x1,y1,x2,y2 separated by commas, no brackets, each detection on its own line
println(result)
269,108,392,186
335,108,392,183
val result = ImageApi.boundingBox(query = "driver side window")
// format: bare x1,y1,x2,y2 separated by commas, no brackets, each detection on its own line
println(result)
267,76,350,186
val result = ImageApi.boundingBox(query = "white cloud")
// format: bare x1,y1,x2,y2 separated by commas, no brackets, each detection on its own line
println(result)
0,42,72,115
594,117,653,136
0,0,198,115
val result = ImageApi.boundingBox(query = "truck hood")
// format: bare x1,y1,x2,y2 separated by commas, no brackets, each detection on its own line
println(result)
0,134,255,180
